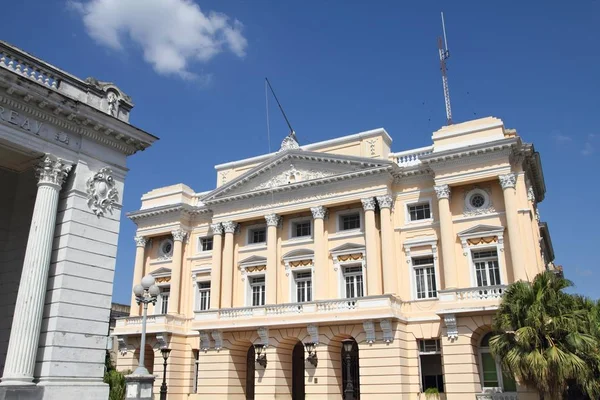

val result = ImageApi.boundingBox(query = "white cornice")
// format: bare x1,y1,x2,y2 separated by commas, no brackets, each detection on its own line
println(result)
128,203,210,222
431,117,503,141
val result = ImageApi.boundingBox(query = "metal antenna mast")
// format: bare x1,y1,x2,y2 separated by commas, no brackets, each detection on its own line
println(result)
265,78,296,139
438,12,453,125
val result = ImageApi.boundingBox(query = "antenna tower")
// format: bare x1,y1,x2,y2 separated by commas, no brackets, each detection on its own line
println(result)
438,12,453,125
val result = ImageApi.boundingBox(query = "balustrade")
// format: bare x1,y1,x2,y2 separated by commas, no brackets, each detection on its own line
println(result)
392,146,433,167
0,44,60,89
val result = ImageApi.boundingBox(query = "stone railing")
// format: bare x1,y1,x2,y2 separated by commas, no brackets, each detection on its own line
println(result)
439,285,507,303
475,393,517,400
119,314,187,327
0,42,61,89
391,146,434,167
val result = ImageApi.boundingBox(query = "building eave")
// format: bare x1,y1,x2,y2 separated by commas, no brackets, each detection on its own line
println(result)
127,203,210,222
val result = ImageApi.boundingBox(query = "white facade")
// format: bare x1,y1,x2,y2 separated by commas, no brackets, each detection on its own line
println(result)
0,41,156,399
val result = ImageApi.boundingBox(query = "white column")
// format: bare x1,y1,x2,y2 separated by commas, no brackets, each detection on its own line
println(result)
311,206,328,300
130,236,147,317
362,197,382,295
499,173,527,281
377,195,397,294
265,214,280,305
209,223,224,310
435,184,457,289
168,229,187,314
220,221,238,308
1,155,71,385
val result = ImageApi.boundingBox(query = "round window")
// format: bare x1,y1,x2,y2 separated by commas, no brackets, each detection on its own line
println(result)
464,188,491,213
160,239,173,257
470,194,486,208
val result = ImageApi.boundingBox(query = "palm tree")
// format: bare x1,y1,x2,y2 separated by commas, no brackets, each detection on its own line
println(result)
490,271,600,400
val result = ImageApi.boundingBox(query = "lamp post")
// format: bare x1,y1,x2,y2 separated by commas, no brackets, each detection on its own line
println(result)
160,348,171,400
342,340,355,400
125,275,160,400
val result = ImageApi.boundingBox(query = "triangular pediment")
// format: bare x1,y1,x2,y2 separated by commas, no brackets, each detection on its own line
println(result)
203,150,393,203
238,255,267,266
330,243,365,254
458,224,504,238
150,267,172,277
282,249,314,259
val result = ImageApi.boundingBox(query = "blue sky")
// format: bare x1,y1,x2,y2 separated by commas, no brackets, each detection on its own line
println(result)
2,0,599,303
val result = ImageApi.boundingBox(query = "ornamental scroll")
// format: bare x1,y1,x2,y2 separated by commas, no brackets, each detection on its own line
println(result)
86,167,118,217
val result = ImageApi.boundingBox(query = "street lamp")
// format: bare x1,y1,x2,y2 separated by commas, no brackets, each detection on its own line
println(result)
159,348,171,400
304,342,318,367
342,340,355,400
254,344,267,368
132,275,160,375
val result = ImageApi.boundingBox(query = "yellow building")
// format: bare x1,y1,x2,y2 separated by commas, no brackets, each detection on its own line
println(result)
114,116,554,400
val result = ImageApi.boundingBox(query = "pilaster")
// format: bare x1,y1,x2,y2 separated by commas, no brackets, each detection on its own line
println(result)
435,184,457,289
361,197,382,295
220,221,238,308
311,206,328,300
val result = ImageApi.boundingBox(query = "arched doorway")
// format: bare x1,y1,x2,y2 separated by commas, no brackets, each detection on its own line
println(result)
245,345,256,400
341,339,360,400
292,342,305,400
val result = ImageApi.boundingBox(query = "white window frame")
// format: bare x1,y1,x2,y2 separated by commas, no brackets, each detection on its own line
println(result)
464,188,491,213
331,245,367,298
470,248,503,288
196,280,211,311
404,237,440,301
293,269,313,303
335,208,363,233
411,255,438,300
405,198,433,224
197,236,214,253
288,217,313,240
247,274,266,307
478,332,514,392
342,264,365,299
246,223,267,246
157,286,170,315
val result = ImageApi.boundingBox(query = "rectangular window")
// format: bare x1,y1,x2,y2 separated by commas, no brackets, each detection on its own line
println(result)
292,221,312,238
408,202,431,221
295,271,312,302
199,237,213,252
158,288,170,314
340,213,361,231
413,256,437,299
418,339,444,393
250,276,266,306
473,249,501,287
344,265,364,298
249,227,267,244
197,282,211,311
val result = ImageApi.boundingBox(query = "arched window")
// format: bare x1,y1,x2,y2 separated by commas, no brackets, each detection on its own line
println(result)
479,333,516,392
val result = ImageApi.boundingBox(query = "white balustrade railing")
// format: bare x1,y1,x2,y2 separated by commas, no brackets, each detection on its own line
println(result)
220,307,254,319
456,285,506,301
0,43,60,89
392,146,433,167
122,314,188,326
265,303,303,315
476,392,517,400
316,299,357,312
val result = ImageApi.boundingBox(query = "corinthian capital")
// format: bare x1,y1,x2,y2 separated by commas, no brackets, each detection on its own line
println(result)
310,206,328,220
361,197,377,211
376,195,393,209
434,184,451,200
265,213,281,227
134,236,147,247
210,223,224,235
222,221,238,234
171,229,187,242
499,173,517,189
36,155,71,187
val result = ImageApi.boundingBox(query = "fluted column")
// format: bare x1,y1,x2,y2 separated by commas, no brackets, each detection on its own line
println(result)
168,229,187,314
129,236,147,316
435,184,457,289
265,214,280,304
1,155,71,385
377,195,397,294
311,206,328,300
500,173,527,281
209,223,224,310
362,197,382,295
220,221,238,308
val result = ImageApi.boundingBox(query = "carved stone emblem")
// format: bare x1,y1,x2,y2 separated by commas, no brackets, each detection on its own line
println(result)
86,167,118,217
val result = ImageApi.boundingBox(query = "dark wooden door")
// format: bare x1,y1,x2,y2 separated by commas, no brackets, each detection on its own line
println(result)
246,345,255,400
341,339,360,400
292,342,305,400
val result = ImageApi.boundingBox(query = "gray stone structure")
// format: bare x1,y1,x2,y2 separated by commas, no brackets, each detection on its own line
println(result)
0,41,157,399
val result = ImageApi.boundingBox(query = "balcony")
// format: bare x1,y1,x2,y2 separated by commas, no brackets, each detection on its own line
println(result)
476,393,517,400
192,295,403,330
438,285,507,314
114,314,189,335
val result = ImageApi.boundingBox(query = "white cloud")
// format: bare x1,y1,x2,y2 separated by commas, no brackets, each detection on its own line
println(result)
581,142,595,156
68,0,247,80
553,133,573,143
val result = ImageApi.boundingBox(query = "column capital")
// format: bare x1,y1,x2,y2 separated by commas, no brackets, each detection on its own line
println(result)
434,184,451,200
376,195,393,209
499,173,517,189
171,229,187,242
310,206,328,220
133,236,147,247
265,213,281,227
35,155,71,188
210,222,224,235
361,197,377,211
222,221,238,234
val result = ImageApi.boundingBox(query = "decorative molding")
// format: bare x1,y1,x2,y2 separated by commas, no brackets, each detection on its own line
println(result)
210,222,224,235
222,221,238,234
86,167,118,217
363,321,375,344
499,173,517,189
376,195,393,209
361,197,377,211
255,164,330,191
380,319,394,343
366,138,377,156
457,224,505,255
444,314,458,341
463,187,495,217
307,324,319,344
403,236,438,261
278,132,301,152
171,229,187,242
134,236,147,248
310,206,328,220
264,213,281,227
257,327,269,347
36,154,71,187
199,330,211,352
434,184,450,200
211,330,223,350
155,332,169,349
527,186,536,203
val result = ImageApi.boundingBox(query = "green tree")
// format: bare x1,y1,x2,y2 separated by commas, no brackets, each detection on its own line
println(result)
104,351,128,400
490,271,600,400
